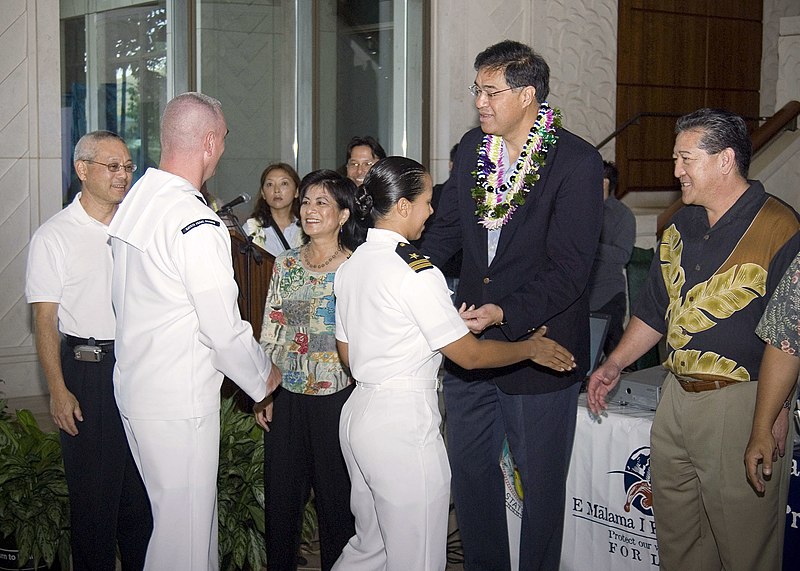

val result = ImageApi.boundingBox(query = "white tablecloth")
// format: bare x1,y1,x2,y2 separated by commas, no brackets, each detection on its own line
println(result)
503,396,658,570
559,396,658,570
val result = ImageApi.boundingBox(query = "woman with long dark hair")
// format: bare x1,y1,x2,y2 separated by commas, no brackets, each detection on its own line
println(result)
243,162,303,256
254,170,365,570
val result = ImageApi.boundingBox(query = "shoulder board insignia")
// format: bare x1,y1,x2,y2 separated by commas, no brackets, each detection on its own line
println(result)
181,219,220,234
395,242,433,273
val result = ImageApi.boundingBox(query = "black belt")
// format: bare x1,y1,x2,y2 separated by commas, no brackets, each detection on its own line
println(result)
64,335,115,349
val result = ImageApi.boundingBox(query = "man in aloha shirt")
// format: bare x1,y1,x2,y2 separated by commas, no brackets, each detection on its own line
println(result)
588,108,799,570
745,250,799,496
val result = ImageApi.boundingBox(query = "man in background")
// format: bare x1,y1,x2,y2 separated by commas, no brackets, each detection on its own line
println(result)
26,130,152,570
587,160,635,356
344,135,386,186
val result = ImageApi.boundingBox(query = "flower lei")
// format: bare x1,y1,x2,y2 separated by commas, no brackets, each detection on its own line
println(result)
471,103,562,229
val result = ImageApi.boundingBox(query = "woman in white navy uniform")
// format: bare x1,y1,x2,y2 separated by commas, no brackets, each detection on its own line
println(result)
332,157,577,571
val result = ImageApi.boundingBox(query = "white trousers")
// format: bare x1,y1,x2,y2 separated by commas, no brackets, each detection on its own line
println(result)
121,412,220,571
333,380,450,571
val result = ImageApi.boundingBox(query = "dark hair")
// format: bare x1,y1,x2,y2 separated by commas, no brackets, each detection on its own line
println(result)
675,108,752,178
602,161,618,195
474,40,550,103
250,163,302,228
298,169,367,251
345,136,387,164
449,143,460,163
355,157,429,225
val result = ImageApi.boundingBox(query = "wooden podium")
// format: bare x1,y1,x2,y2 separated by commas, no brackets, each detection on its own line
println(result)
229,230,274,341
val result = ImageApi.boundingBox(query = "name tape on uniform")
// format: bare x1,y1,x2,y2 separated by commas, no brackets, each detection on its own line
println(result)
181,219,221,234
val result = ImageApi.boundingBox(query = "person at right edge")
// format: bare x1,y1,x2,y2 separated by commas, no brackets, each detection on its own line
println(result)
419,40,603,570
588,108,800,570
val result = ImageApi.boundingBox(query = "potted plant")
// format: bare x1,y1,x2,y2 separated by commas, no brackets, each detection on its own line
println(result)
0,399,70,570
217,393,318,571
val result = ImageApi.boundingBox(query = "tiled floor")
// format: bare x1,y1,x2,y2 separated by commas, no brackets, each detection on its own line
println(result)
6,394,466,571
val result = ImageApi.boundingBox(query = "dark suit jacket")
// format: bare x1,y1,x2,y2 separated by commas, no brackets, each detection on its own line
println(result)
420,126,604,394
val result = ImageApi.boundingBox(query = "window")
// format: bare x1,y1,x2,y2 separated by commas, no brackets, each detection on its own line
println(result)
61,2,167,202
198,0,424,202
61,0,424,205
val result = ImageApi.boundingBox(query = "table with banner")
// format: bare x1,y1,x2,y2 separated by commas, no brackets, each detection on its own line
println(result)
502,394,800,571
559,397,659,570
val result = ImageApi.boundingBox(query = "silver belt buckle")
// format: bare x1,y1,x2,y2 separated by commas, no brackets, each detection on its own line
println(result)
74,345,103,362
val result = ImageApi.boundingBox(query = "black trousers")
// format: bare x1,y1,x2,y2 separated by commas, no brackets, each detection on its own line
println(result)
59,340,152,571
444,376,581,571
264,385,355,571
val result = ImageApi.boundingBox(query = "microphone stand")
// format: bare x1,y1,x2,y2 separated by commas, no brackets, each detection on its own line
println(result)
218,206,263,323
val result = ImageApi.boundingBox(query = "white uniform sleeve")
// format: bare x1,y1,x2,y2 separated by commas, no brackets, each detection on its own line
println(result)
334,266,349,344
25,231,64,303
398,267,469,351
174,215,271,403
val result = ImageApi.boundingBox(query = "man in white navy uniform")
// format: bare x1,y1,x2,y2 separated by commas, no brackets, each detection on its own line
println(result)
108,92,281,570
26,130,152,570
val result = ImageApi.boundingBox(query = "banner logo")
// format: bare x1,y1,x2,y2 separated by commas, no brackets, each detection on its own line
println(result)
609,446,653,516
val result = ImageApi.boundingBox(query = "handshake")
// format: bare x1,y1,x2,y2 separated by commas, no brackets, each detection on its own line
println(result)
253,363,282,431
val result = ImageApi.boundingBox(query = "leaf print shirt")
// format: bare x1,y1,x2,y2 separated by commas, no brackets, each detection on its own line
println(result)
634,181,800,381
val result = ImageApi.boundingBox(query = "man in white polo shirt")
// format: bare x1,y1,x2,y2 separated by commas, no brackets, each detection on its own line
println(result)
26,130,152,570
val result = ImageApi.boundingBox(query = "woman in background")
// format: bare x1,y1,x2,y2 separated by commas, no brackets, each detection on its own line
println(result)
243,162,303,256
332,157,576,570
255,170,365,571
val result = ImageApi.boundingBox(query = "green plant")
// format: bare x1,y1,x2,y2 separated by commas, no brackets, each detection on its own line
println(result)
217,393,319,570
218,394,267,570
0,401,70,570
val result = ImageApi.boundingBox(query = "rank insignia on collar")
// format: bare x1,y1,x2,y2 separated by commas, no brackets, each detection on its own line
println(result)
396,242,433,273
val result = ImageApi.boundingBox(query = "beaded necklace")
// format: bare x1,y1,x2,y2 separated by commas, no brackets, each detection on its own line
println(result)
302,244,341,270
471,103,561,229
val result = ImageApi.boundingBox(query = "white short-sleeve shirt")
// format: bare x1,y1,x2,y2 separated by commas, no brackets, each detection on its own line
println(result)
242,217,303,257
334,228,469,384
25,193,116,339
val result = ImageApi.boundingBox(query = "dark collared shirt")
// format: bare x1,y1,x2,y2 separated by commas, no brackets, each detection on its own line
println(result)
635,181,800,381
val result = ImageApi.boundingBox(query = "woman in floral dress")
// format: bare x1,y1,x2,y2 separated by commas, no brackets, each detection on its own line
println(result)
254,169,366,570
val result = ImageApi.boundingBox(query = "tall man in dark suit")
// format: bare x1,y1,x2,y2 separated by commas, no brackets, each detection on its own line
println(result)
420,40,603,570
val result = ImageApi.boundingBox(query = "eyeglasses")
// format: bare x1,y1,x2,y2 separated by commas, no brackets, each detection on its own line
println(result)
468,84,517,99
346,160,376,170
82,159,137,174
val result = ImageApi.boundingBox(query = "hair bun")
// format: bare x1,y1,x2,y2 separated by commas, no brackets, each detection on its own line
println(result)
354,185,374,220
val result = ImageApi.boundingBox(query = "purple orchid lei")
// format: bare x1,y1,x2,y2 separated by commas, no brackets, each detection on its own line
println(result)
471,103,562,229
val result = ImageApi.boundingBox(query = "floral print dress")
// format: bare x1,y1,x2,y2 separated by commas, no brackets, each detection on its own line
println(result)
260,248,350,395
757,250,800,355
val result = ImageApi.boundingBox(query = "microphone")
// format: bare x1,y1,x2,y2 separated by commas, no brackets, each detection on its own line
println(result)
216,193,251,212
